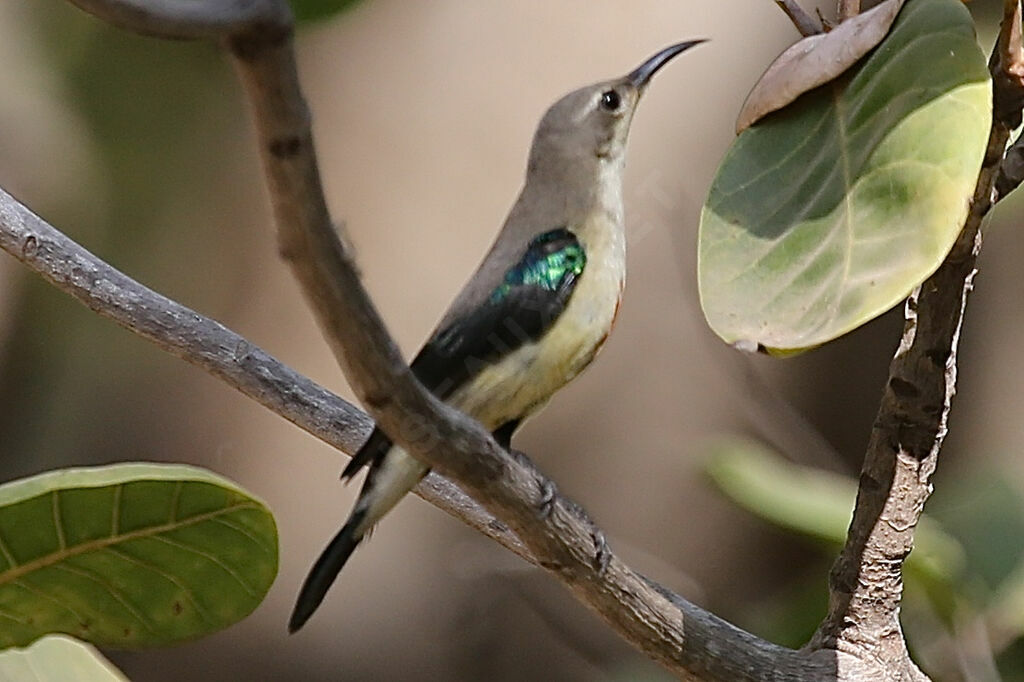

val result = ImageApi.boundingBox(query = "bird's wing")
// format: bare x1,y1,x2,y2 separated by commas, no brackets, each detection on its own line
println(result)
341,227,586,480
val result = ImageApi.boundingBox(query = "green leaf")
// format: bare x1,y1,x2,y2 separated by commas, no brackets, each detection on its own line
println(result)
290,0,365,23
0,635,127,682
928,471,1024,594
704,437,965,584
987,560,1024,649
0,464,278,649
698,0,990,353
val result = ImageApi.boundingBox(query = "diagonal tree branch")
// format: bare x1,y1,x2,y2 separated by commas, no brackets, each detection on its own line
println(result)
0,185,529,563
0,186,830,682
40,1,833,679
775,0,824,36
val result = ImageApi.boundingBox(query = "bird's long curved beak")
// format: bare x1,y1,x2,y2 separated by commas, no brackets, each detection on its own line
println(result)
627,39,707,90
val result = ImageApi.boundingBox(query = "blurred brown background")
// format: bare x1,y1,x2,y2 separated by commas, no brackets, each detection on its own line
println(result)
1,1,1021,680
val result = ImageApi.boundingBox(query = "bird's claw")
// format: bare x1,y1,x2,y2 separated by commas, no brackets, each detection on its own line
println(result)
538,478,558,520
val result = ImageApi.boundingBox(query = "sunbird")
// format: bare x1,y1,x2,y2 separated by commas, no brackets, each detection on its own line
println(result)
290,40,705,632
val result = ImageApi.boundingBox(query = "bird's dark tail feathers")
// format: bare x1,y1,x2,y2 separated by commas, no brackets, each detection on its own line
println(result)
288,508,368,633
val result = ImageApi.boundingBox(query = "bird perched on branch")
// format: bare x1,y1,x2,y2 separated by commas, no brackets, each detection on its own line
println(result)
290,40,705,632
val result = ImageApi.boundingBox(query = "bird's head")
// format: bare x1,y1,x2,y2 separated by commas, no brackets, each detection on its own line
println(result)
527,40,705,178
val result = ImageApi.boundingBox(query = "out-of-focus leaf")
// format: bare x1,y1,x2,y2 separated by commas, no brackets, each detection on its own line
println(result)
929,472,1024,594
986,561,1024,648
736,0,905,133
290,0,365,23
706,438,852,542
0,464,278,649
704,437,965,583
0,635,127,682
699,0,990,353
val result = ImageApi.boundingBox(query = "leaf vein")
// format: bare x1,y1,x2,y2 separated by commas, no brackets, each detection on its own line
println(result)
50,562,158,635
51,491,66,552
210,516,274,556
103,547,216,626
0,527,19,569
151,535,258,598
111,485,122,537
717,108,834,201
0,502,262,587
168,480,183,524
11,577,90,629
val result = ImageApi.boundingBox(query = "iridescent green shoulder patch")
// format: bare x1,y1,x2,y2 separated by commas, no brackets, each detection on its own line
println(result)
491,228,586,303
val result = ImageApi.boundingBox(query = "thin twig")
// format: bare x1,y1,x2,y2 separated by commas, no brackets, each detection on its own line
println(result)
774,0,823,36
810,12,1024,677
67,0,289,39
815,8,834,33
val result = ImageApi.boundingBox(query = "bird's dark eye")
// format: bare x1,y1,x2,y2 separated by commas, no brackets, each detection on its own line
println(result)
600,89,621,111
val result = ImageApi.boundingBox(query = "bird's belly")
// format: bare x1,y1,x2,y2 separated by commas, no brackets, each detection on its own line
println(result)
450,267,622,430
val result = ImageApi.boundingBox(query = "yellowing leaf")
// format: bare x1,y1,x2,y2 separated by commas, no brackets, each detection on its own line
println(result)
0,635,127,682
699,0,990,352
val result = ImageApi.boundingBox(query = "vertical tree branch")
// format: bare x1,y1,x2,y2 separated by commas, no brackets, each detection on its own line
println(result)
811,7,1024,677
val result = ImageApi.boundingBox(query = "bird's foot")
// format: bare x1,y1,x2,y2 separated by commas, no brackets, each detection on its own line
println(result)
537,478,558,520
590,528,611,576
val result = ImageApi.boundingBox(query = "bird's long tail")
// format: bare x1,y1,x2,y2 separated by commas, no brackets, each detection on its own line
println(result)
288,509,367,633
289,446,429,633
